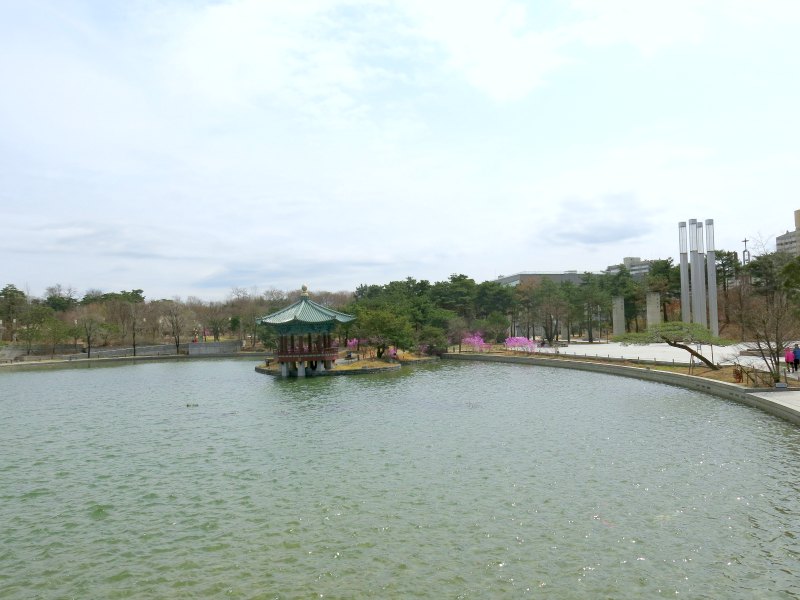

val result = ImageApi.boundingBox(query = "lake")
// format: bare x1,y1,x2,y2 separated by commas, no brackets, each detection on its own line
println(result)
1,359,799,598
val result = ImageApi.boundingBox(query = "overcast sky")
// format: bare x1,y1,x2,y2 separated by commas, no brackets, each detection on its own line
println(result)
2,0,799,301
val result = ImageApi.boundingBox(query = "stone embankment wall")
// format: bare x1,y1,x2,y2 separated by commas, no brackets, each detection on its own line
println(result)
23,344,77,355
8,341,244,362
443,353,800,426
186,341,242,355
86,344,180,358
7,344,179,361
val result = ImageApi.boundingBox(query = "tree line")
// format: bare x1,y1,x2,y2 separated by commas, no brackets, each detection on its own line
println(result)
2,249,799,368
0,284,347,357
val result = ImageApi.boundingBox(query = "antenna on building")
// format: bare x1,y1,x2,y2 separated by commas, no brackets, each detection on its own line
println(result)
742,238,751,265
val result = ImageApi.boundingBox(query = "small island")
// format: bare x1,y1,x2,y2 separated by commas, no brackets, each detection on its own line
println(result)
255,285,356,377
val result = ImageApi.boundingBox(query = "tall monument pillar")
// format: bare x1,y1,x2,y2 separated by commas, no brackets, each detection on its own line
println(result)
678,222,691,323
612,296,625,336
694,220,708,327
646,292,661,326
688,219,701,325
705,219,719,336
678,218,718,333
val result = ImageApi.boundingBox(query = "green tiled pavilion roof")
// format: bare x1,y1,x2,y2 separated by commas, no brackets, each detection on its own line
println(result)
256,287,354,333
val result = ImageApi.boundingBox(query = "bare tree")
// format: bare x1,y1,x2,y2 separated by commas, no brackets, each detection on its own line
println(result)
162,301,195,353
743,252,800,382
311,289,351,309
129,301,144,355
105,299,131,345
81,288,105,304
228,288,251,342
533,279,568,344
17,304,54,354
242,296,267,349
45,283,77,300
228,287,268,348
200,301,229,342
744,295,800,381
143,302,164,344
77,306,104,358
447,316,469,351
44,283,77,312
263,287,289,310
42,315,70,357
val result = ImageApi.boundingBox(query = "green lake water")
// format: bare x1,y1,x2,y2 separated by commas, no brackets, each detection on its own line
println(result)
1,359,799,598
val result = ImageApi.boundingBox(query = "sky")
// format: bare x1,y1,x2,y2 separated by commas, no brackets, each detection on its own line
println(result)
2,0,800,301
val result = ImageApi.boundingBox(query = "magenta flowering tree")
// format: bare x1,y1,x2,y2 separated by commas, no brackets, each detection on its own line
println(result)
346,338,359,350
504,336,537,353
462,333,490,352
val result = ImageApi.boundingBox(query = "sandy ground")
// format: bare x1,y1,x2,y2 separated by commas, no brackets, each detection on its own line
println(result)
536,340,768,368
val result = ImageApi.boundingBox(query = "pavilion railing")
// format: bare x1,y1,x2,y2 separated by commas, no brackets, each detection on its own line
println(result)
276,347,340,362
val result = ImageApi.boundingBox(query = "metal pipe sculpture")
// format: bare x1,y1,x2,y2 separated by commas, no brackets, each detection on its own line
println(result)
679,221,691,323
678,218,717,333
705,219,719,336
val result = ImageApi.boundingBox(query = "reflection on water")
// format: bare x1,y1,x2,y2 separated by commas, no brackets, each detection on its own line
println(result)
1,359,799,598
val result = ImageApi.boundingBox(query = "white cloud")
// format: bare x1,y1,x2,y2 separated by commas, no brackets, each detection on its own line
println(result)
157,0,411,125
721,0,800,25
565,0,707,54
401,0,568,101
2,0,800,298
158,0,575,108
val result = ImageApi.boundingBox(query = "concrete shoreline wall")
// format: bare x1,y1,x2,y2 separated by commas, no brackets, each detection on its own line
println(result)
187,341,242,355
0,352,270,371
8,341,244,361
442,353,800,426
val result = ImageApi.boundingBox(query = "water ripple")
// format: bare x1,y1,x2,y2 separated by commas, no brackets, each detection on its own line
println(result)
1,359,799,598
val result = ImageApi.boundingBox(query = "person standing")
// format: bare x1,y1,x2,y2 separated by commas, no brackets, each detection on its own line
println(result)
793,344,800,372
786,347,795,373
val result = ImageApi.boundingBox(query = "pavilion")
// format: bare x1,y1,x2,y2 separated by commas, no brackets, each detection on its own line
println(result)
256,286,355,377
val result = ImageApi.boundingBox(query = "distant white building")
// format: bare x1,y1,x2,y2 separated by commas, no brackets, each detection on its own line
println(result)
494,271,587,287
605,257,653,279
776,209,800,257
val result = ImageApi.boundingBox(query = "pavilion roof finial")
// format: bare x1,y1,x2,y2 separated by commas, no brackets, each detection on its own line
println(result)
301,284,309,297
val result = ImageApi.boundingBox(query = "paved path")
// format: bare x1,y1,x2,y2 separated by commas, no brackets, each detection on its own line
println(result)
536,340,760,367
748,389,800,414
534,340,800,422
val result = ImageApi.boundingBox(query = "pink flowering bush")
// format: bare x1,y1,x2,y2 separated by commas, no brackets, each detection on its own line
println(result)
504,336,537,353
462,333,491,352
346,338,359,349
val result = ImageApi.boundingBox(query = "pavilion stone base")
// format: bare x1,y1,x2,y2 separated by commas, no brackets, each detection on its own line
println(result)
279,359,335,378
